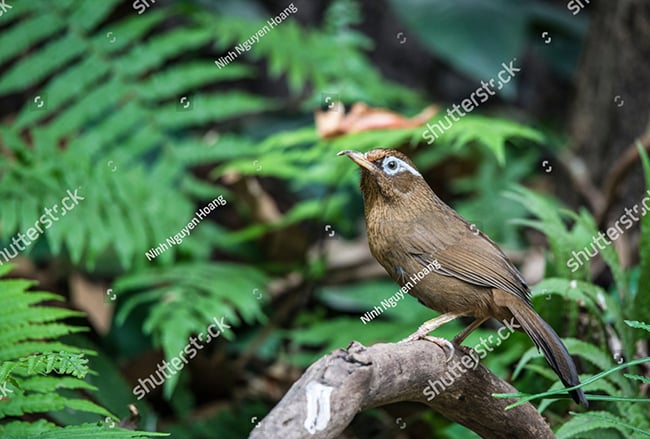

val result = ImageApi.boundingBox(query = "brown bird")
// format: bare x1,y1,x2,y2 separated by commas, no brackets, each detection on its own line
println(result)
338,148,587,406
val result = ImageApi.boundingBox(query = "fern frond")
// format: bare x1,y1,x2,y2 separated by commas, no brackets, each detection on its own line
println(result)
0,1,272,273
0,267,163,436
114,262,267,398
556,411,649,439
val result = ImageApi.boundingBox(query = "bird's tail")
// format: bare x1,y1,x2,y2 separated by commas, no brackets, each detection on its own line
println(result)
508,304,588,406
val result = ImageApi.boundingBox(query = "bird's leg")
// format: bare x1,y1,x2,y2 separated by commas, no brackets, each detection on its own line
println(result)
452,316,489,346
402,312,466,341
400,312,466,360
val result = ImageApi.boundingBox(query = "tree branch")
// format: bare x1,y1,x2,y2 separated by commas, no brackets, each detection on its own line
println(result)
598,130,650,226
249,340,554,438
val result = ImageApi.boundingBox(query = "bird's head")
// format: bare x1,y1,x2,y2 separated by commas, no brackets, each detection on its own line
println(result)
337,149,429,206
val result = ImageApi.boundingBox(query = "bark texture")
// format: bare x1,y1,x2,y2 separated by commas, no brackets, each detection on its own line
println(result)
568,0,650,222
249,340,554,438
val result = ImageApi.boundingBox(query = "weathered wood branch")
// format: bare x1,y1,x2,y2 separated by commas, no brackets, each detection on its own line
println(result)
249,340,553,438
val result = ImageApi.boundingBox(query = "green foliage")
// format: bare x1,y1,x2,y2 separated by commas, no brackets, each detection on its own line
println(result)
431,115,544,165
0,0,269,414
222,117,546,376
114,262,268,398
505,180,650,438
387,0,587,87
291,281,525,378
556,411,649,439
497,326,650,436
215,117,545,247
635,142,650,322
208,0,421,109
0,0,545,386
0,0,609,436
0,1,266,272
262,116,545,368
0,352,89,384
0,264,164,437
165,401,269,439
451,150,537,247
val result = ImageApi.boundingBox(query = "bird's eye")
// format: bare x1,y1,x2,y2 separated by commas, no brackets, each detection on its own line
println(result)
379,156,423,177
382,157,403,175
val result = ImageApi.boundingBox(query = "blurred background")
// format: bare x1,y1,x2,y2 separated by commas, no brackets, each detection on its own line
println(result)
0,0,649,438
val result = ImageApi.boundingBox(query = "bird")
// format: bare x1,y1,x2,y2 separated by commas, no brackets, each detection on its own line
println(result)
338,148,588,406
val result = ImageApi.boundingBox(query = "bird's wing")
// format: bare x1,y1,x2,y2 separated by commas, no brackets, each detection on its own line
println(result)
403,213,531,304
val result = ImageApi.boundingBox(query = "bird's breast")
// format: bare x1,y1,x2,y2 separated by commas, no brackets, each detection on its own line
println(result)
365,212,496,316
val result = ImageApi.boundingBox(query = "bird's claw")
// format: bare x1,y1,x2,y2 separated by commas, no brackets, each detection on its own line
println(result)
399,332,455,361
424,336,455,361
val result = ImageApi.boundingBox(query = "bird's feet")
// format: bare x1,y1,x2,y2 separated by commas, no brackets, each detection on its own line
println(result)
398,313,465,360
399,331,455,361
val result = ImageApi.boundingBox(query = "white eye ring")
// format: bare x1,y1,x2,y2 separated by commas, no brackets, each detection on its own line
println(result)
381,157,421,177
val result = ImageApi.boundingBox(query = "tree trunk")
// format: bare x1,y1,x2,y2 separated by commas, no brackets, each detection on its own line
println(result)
568,0,650,229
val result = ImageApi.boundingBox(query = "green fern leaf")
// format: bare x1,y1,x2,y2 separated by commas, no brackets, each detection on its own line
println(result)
635,143,650,323
555,410,647,439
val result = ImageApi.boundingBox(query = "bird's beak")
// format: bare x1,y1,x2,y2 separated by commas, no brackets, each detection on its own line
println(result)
337,150,375,172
